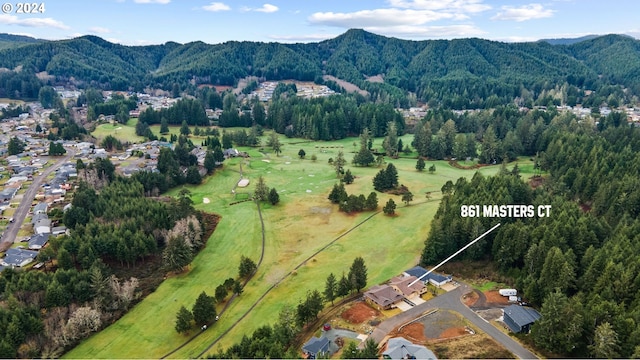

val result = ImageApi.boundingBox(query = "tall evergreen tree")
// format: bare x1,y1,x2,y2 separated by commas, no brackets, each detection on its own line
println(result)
348,257,368,293
175,306,193,334
383,121,399,158
324,273,337,305
192,291,217,326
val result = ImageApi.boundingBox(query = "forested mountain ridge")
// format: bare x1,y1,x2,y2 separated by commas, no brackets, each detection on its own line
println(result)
1,29,640,106
0,33,43,50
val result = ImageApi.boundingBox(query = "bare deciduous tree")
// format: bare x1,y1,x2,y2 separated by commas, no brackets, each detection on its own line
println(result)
62,306,102,345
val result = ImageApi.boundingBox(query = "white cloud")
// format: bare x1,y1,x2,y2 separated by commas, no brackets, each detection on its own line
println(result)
268,33,338,42
492,4,554,22
241,3,279,13
89,26,111,34
0,14,69,29
309,9,466,28
255,4,279,13
133,0,171,3
387,0,491,13
202,2,230,12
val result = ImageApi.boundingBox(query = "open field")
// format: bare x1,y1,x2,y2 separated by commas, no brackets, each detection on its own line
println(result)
65,132,533,358
92,118,144,143
0,98,25,105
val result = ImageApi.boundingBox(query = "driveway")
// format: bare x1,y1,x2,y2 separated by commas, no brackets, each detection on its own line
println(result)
370,283,538,359
1,148,75,245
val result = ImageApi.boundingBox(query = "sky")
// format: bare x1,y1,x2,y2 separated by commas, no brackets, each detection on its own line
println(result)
0,0,639,45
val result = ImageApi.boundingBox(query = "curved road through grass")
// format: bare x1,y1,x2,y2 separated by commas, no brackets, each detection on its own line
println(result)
160,199,266,359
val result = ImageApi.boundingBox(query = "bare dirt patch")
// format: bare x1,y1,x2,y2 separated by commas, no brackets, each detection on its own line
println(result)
366,74,384,83
341,301,381,324
322,75,369,96
397,322,426,342
463,290,479,307
440,326,468,338
529,175,545,189
485,290,510,305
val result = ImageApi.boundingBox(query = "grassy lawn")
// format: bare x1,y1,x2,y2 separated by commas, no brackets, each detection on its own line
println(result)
0,98,24,105
65,132,532,359
91,118,145,144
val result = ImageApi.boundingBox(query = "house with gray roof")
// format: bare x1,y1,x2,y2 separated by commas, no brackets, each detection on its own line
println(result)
403,266,452,287
31,213,47,224
28,233,50,250
383,337,437,360
33,202,48,215
302,336,330,359
0,187,18,202
34,218,51,235
2,248,39,267
503,305,541,333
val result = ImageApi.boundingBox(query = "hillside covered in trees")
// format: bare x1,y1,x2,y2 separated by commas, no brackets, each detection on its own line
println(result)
1,30,640,108
421,115,640,358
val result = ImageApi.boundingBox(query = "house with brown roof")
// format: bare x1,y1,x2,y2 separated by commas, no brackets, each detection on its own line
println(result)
389,275,427,299
364,284,404,310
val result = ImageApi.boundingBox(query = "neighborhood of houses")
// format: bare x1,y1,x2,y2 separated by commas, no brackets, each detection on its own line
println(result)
249,81,336,102
302,265,541,359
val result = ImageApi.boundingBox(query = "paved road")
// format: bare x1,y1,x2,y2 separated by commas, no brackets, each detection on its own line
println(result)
370,283,538,360
1,149,75,245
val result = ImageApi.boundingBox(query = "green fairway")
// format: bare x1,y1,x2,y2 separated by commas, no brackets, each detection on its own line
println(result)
65,132,533,359
92,118,144,143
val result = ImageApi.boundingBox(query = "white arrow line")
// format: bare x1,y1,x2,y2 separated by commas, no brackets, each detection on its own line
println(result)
409,223,502,287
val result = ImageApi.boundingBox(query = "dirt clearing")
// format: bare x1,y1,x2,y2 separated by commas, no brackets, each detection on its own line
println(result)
341,301,381,324
485,290,511,305
396,322,426,343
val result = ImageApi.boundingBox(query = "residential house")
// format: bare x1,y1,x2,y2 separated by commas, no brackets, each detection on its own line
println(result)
51,226,68,236
503,305,541,333
302,336,330,359
0,188,18,202
28,233,50,250
2,248,39,267
382,337,437,360
403,266,453,287
364,284,405,310
224,148,239,158
31,213,47,225
33,202,48,215
389,275,427,299
34,218,51,235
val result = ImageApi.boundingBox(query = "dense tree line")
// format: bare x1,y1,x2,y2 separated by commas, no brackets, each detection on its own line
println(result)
0,172,204,357
267,94,405,140
138,98,208,126
0,70,41,99
328,182,378,213
411,105,565,163
421,118,640,357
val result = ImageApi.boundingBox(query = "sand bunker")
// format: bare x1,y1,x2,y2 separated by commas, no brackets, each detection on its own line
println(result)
238,179,250,187
202,197,210,204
